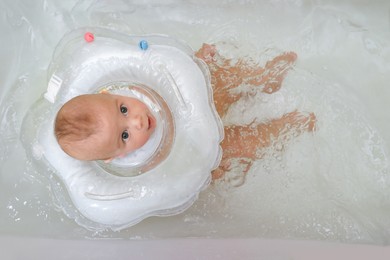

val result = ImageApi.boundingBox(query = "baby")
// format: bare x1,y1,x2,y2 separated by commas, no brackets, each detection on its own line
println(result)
55,92,156,162
55,43,316,180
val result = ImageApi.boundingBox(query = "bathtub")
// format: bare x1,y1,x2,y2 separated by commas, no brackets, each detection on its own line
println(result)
1,0,390,258
1,237,390,259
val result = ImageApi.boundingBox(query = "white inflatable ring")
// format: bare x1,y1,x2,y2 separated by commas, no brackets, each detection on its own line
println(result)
21,28,223,230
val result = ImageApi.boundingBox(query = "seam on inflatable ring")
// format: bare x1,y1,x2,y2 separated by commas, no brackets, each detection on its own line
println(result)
84,190,135,201
158,64,187,110
44,74,63,103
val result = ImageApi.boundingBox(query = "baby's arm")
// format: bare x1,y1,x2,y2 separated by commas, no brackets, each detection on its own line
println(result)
221,111,316,159
212,111,316,180
196,44,297,118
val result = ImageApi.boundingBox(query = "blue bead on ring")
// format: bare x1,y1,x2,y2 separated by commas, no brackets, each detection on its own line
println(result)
139,40,148,51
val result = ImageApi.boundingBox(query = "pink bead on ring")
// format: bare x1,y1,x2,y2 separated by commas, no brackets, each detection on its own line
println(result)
84,32,94,43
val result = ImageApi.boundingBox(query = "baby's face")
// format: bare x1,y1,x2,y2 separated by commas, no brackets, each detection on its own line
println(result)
92,93,157,161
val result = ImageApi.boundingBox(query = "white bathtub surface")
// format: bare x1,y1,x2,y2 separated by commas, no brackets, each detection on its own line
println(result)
2,237,390,260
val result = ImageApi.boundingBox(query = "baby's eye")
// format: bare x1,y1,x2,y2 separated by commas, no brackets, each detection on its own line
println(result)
120,105,128,115
122,130,129,142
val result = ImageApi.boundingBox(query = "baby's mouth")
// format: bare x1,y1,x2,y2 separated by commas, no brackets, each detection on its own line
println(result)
147,114,155,131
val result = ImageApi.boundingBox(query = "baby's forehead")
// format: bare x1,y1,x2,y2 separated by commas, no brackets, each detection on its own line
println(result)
77,94,116,107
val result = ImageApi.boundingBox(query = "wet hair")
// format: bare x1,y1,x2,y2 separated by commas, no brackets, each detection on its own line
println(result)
54,95,103,160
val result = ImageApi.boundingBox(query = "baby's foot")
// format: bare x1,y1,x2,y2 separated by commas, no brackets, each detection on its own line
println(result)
261,51,297,94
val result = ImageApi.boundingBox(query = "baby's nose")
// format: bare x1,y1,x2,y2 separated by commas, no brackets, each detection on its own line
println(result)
129,114,143,130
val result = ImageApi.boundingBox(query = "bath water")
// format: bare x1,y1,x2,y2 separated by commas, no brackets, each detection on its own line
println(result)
1,0,390,244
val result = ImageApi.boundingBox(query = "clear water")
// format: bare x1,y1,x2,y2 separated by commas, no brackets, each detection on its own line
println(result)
1,0,390,244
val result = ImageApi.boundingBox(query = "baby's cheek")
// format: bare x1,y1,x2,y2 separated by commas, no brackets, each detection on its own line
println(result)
139,135,150,147
137,134,150,149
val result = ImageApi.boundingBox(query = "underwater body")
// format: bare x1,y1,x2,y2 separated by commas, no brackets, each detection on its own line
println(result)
1,0,390,245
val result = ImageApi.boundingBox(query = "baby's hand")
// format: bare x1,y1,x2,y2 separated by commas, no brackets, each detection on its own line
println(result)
307,112,317,132
212,158,231,180
261,51,298,94
195,43,217,63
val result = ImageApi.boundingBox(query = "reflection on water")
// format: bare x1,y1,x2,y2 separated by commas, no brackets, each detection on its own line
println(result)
1,0,390,244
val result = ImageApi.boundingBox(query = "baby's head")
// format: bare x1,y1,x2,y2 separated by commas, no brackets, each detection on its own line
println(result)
54,92,156,162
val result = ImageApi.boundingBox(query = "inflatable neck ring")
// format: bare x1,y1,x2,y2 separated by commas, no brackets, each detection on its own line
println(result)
21,28,223,231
